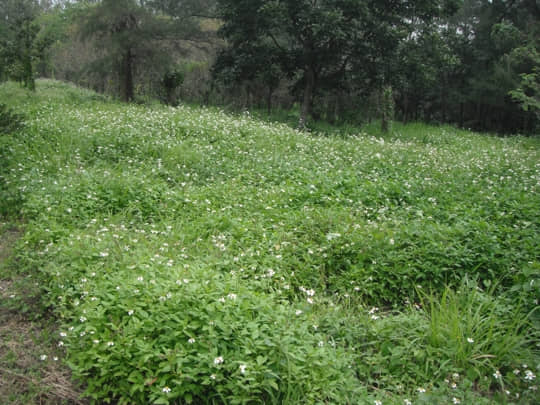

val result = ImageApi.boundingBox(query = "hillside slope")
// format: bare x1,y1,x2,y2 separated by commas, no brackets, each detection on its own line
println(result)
1,80,539,404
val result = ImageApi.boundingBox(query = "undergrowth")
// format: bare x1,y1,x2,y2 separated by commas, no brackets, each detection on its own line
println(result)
1,79,538,404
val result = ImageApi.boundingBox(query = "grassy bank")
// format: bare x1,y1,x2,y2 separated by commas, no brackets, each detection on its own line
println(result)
1,79,538,404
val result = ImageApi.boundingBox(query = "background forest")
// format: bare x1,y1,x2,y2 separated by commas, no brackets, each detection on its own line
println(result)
1,0,539,133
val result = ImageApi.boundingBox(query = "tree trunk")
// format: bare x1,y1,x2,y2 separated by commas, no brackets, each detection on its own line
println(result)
23,21,35,92
266,86,273,115
120,48,134,102
299,67,315,129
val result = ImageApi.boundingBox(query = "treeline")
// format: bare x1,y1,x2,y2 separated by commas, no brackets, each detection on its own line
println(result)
1,0,539,133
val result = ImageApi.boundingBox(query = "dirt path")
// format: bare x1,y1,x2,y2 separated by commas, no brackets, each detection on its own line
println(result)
0,223,86,405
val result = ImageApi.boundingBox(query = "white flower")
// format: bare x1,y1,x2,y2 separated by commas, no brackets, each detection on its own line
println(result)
307,298,314,304
40,354,47,361
493,370,502,379
374,400,382,405
318,341,324,347
227,293,237,300
452,397,460,404
467,337,474,343
128,310,134,316
417,387,426,393
99,252,109,257
210,374,216,380
162,386,171,393
107,341,114,347
188,338,195,344
79,316,87,322
295,309,303,315
137,276,144,282
524,370,536,381
214,356,224,365
60,332,67,337
239,364,247,374
404,400,412,405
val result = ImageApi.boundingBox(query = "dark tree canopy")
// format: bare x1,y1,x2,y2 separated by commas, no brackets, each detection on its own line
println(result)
216,0,462,127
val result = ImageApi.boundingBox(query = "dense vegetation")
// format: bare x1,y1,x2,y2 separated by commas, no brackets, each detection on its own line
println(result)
1,0,539,133
1,80,539,404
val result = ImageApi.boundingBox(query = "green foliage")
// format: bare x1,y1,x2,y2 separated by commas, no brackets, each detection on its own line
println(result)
0,103,25,135
161,69,185,106
0,0,41,90
1,80,539,404
77,0,208,103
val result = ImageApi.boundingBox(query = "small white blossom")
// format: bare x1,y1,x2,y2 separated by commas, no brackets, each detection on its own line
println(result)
239,364,247,374
188,338,195,344
214,356,224,365
162,386,171,393
524,370,536,381
493,370,502,379
452,397,460,404
39,354,47,361
467,337,474,343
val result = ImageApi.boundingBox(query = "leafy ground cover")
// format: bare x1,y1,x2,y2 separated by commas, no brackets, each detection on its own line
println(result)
0,79,539,404
0,221,86,405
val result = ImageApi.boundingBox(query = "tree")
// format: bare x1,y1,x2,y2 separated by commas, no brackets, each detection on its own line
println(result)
0,0,40,90
217,0,370,127
79,0,207,102
216,0,460,128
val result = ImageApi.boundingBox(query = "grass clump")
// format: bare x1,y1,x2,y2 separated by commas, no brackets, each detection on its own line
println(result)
1,79,539,404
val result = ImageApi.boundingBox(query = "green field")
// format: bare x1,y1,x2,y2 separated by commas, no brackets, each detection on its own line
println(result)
1,80,539,404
